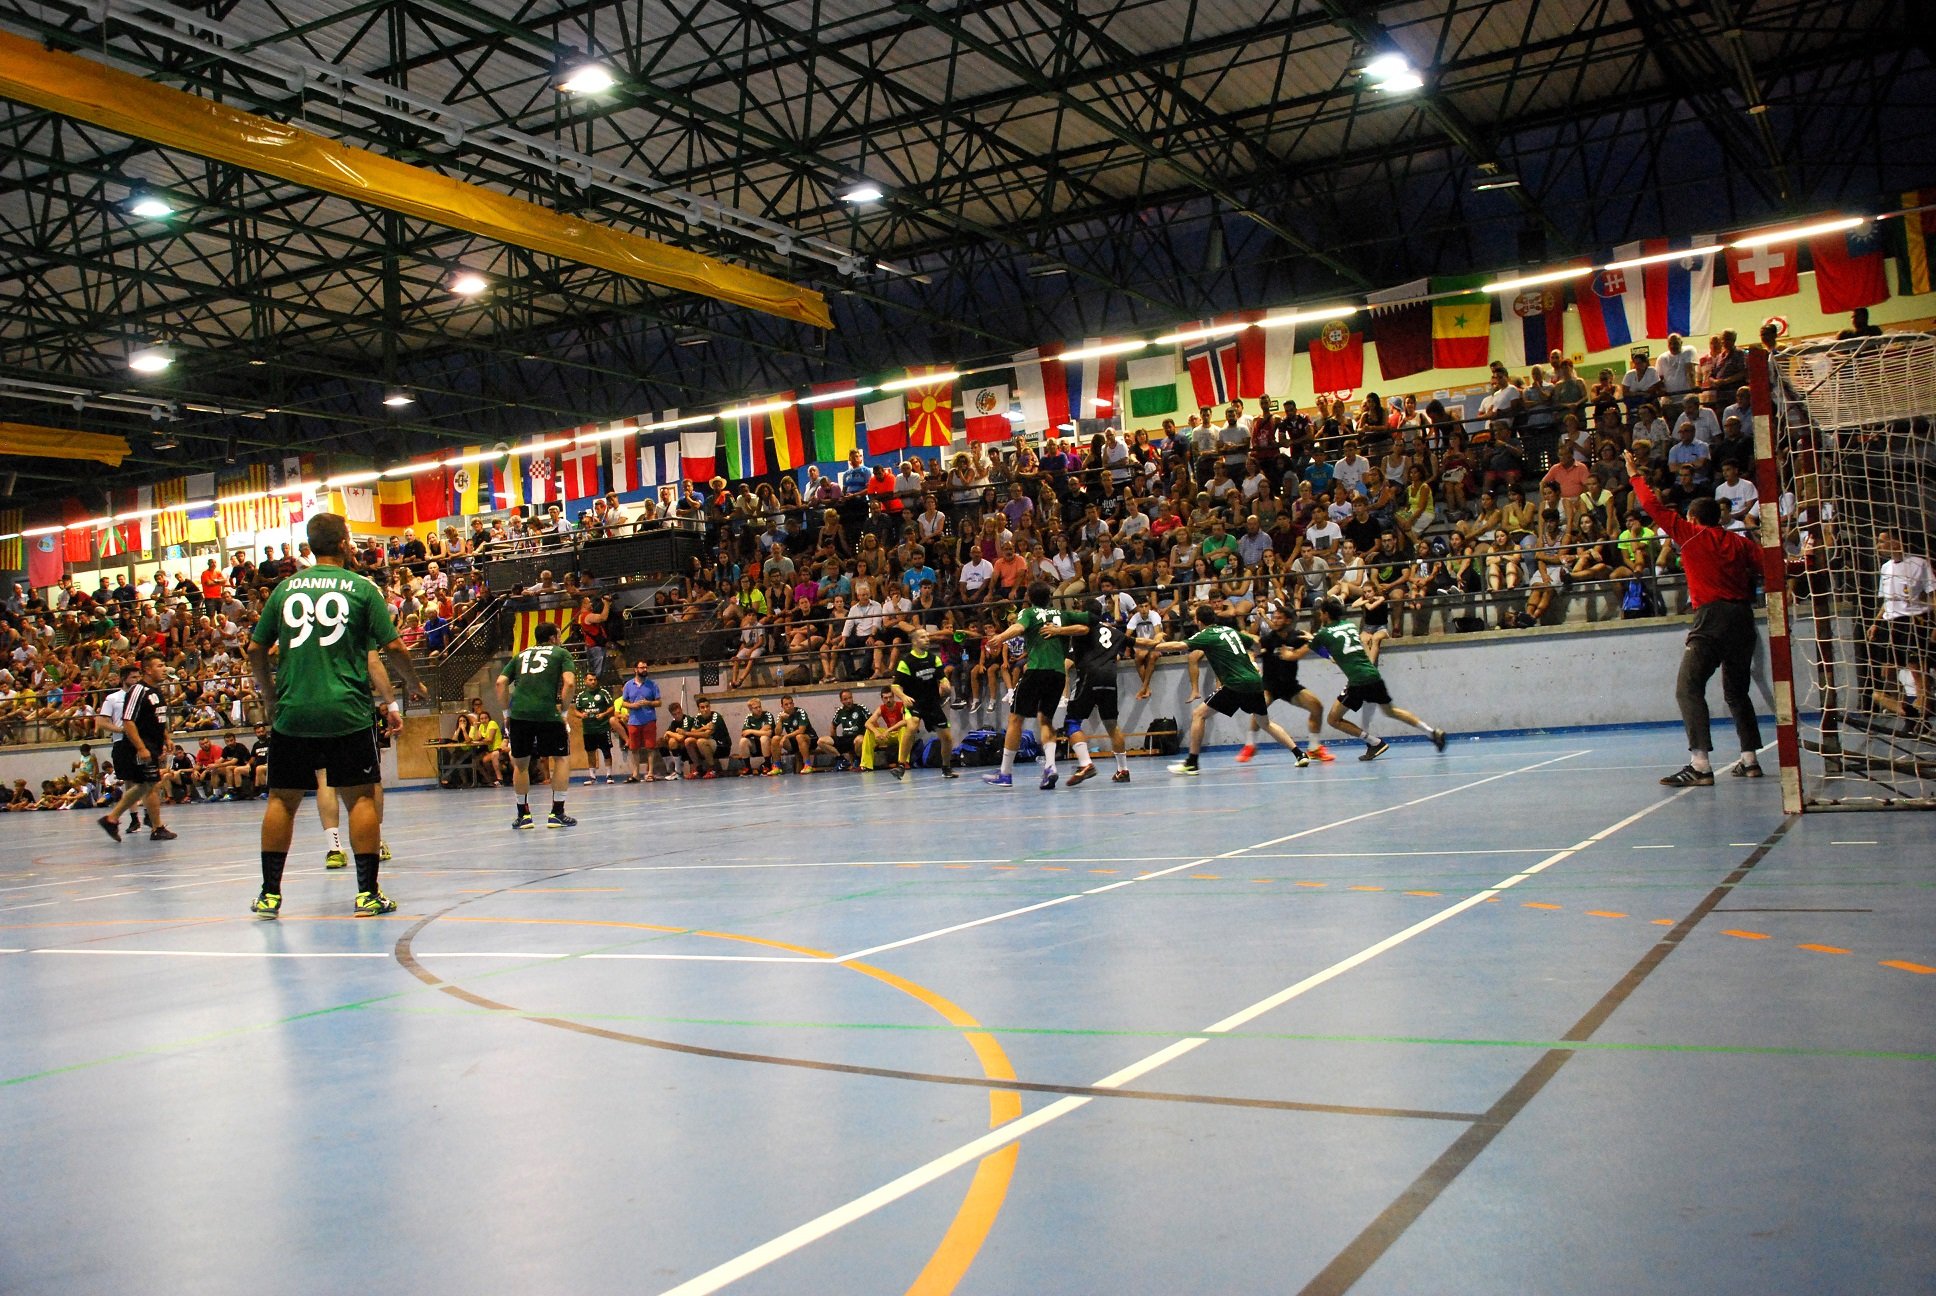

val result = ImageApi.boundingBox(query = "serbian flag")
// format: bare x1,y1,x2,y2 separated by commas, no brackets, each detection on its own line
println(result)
1504,287,1566,368
1013,345,1071,433
905,369,954,448
526,440,558,505
1810,225,1889,313
1725,235,1800,302
809,384,859,462
606,426,643,497
1064,338,1117,419
1577,254,1645,354
1640,235,1717,338
962,379,1013,443
764,398,806,472
862,392,908,456
560,439,603,501
1306,316,1364,396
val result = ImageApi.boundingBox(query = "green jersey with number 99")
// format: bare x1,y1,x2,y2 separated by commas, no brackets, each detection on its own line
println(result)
252,565,399,737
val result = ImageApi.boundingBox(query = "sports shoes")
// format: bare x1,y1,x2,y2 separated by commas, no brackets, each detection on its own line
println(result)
762,765,782,777
643,773,659,783
623,775,640,784
1001,688,1015,707
379,841,393,862
512,811,535,830
701,770,717,779
1234,744,1257,764
1430,728,1447,753
797,765,816,775
1311,744,1335,763
1660,765,1715,787
324,849,348,870
97,815,121,842
1039,769,1059,791
1358,740,1389,763
149,827,178,841
354,890,397,916
547,811,578,828
1727,759,1765,779
1067,764,1099,786
835,758,852,772
251,890,281,919
950,696,967,710
1110,769,1131,783
1168,761,1200,776
891,764,907,780
941,766,959,779
982,772,1014,787
585,775,601,787
1293,747,1310,768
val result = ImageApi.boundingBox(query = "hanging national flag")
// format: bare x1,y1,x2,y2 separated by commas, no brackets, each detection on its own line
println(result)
1183,330,1244,407
27,508,63,590
764,398,806,472
1124,351,1183,420
1013,345,1072,433
560,438,603,502
153,477,188,549
491,442,523,511
1725,235,1800,302
1503,287,1567,368
453,448,484,516
1307,316,1365,395
184,472,218,544
526,440,558,506
672,412,717,484
96,496,125,558
217,464,270,537
862,392,908,456
376,478,416,531
1367,280,1432,381
809,384,859,462
962,380,1014,443
407,458,449,525
905,369,954,448
1261,327,1297,405
1810,225,1890,314
606,428,642,498
0,507,22,572
1639,235,1717,338
99,487,149,558
340,484,377,524
1576,253,1645,354
638,437,681,488
1064,339,1118,420
1232,313,1267,400
1897,190,1936,296
1430,275,1491,370
511,606,576,654
61,497,93,564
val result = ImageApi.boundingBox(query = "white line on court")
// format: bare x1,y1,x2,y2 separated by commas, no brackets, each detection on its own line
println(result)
73,890,139,902
8,947,829,963
0,875,105,895
0,901,57,912
603,860,1006,872
653,784,1694,1296
831,751,1588,963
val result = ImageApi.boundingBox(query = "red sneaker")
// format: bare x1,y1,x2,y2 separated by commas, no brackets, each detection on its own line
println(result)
1234,744,1257,764
1312,744,1335,763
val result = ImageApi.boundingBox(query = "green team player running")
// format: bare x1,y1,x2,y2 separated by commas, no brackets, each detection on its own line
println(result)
1290,597,1447,762
248,512,426,918
981,582,1090,789
1141,603,1309,776
495,621,579,828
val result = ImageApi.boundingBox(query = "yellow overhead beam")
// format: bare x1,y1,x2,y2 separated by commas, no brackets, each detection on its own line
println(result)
0,422,130,466
0,30,832,329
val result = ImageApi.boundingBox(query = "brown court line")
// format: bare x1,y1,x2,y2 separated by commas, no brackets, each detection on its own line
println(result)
1296,814,1802,1296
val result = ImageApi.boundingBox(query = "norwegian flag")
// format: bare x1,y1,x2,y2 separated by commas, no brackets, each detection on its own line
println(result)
560,437,603,501
1184,332,1243,407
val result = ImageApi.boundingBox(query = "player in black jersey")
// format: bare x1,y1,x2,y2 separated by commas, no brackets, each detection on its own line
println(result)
1063,597,1132,786
96,655,178,842
1242,604,1334,764
890,627,960,778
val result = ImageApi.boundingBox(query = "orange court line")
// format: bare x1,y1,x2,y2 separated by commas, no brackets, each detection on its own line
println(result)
1585,910,1628,919
1087,869,1117,875
1347,885,1384,892
1294,881,1326,888
1038,867,1068,872
1798,943,1852,955
1405,890,1441,897
1881,960,1936,975
1651,919,1675,925
1190,874,1221,881
1722,929,1771,940
1523,902,1562,911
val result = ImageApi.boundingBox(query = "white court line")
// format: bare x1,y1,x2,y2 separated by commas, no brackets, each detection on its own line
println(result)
73,890,139,902
603,860,1004,873
654,784,1693,1296
1631,845,1677,850
0,901,57,912
832,751,1588,963
149,875,258,892
0,875,105,895
27,948,389,959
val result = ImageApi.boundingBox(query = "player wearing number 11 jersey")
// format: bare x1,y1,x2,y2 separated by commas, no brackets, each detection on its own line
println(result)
248,512,426,918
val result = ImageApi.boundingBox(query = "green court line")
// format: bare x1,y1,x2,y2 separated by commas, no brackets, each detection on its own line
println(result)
358,1003,1936,1063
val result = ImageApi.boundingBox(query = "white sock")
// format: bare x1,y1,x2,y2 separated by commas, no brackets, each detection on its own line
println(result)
326,827,341,852
1360,712,1377,741
1000,748,1016,776
1689,750,1712,772
1408,715,1436,734
1071,739,1091,767
1740,750,1760,766
1114,749,1129,773
1042,739,1058,773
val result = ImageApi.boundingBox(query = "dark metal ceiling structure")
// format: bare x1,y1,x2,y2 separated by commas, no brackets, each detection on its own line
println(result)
0,0,1931,502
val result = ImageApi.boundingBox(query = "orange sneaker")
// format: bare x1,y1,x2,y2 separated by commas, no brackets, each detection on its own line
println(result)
1235,744,1257,763
1312,744,1335,763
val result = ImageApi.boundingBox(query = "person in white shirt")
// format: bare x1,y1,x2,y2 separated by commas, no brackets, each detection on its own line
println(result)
1333,441,1369,498
1632,404,1671,451
1673,394,1721,444
1117,502,1150,541
1477,371,1521,423
1869,530,1934,728
1304,515,1344,558
1621,354,1663,412
1656,334,1697,399
1712,462,1759,533
958,552,995,603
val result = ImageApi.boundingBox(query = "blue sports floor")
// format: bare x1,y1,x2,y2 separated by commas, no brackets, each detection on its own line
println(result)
3,729,1932,1295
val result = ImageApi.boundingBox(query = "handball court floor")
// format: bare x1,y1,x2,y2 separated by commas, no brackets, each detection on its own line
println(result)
2,729,1932,1296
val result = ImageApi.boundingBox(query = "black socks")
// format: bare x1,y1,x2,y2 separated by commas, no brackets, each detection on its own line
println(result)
354,853,379,893
261,850,287,892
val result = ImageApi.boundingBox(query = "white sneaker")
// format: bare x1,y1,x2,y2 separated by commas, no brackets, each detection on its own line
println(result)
1002,688,1015,707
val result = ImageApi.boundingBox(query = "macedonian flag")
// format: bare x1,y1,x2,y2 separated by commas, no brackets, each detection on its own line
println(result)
905,367,955,448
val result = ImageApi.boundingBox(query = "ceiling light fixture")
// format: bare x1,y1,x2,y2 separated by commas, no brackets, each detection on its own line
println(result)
797,386,876,405
127,343,173,374
450,271,490,297
1256,306,1359,329
558,63,616,94
1600,245,1722,272
841,183,884,204
1058,340,1149,362
381,390,414,408
1473,176,1522,192
1483,266,1594,293
1154,321,1250,346
127,187,173,219
877,370,960,391
1730,216,1864,248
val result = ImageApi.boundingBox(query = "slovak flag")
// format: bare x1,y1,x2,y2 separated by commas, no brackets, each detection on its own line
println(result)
1577,255,1645,354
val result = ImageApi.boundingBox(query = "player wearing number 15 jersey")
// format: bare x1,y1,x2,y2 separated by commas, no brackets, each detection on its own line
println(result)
247,512,425,919
496,623,578,829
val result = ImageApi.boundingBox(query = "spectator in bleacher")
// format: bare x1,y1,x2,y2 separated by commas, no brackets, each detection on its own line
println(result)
1656,334,1696,398
1667,424,1712,481
1622,352,1664,413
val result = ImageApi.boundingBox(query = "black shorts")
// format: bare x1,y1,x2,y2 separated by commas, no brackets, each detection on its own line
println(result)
507,718,571,760
1205,686,1269,718
267,728,382,791
1066,681,1119,727
111,739,157,786
1261,672,1305,702
831,733,859,756
1013,668,1066,719
1874,616,1929,670
909,702,948,733
583,729,612,756
1340,678,1395,711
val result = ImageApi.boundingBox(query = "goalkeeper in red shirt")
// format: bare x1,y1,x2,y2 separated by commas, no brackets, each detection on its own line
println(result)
1626,449,1765,786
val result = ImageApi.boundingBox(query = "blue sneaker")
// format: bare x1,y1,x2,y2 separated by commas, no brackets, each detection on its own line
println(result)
982,772,1013,787
1039,769,1059,791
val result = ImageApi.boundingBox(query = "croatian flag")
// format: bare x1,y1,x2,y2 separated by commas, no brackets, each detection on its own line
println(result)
1064,337,1117,423
1640,234,1717,340
1577,252,1645,354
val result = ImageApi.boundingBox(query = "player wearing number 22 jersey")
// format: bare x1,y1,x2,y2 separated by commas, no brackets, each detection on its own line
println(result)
1290,597,1446,762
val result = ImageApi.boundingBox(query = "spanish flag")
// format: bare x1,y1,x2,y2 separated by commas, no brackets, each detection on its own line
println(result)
1898,190,1935,296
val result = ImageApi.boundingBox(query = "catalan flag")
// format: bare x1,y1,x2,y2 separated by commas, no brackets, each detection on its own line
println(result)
218,463,272,537
511,606,576,654
0,507,21,571
153,477,188,548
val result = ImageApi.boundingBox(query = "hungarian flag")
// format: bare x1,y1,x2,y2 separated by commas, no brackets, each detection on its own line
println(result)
526,440,558,505
905,369,954,448
1013,345,1070,432
862,392,907,456
962,379,1013,443
1307,316,1365,395
61,497,93,564
1810,225,1889,313
1431,274,1491,369
1897,190,1936,296
1124,353,1183,421
1640,235,1717,338
1504,287,1566,368
809,384,858,462
1725,235,1800,302
1064,338,1117,419
412,457,451,523
1367,279,1431,381
764,398,806,472
560,439,602,501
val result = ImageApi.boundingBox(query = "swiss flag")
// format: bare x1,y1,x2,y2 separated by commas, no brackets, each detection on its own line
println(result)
1809,226,1890,314
1725,239,1799,302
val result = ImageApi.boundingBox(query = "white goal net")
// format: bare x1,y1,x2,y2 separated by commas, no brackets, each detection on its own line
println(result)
1773,332,1936,810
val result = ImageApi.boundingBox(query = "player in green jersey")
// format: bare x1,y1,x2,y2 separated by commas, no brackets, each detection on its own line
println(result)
247,512,425,918
775,694,820,774
1140,604,1309,775
890,627,960,779
1288,597,1446,761
494,621,578,827
980,583,1090,789
819,689,871,771
575,679,617,785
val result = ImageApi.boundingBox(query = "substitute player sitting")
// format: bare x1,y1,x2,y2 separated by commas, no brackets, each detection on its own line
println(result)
1142,603,1309,776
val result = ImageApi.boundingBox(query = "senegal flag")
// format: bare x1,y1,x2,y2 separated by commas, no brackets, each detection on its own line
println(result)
1430,274,1491,370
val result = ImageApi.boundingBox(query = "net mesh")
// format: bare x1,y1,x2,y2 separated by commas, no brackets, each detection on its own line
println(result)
1773,332,1936,809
